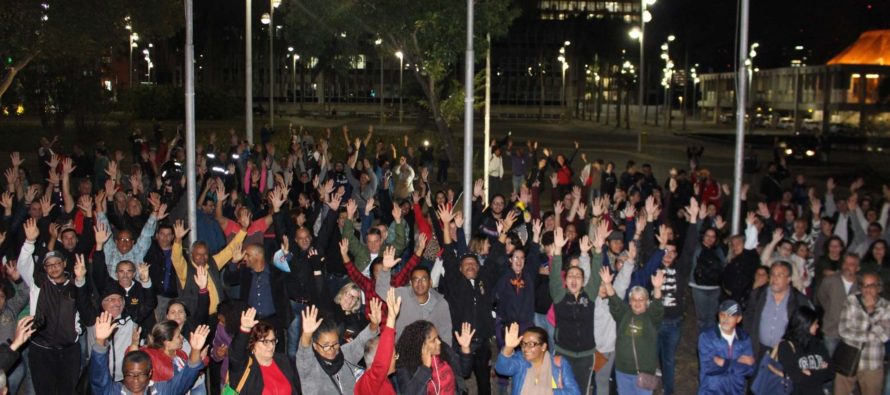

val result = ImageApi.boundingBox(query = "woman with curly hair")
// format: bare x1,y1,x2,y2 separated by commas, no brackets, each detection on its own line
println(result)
395,320,476,395
227,307,300,394
861,239,890,299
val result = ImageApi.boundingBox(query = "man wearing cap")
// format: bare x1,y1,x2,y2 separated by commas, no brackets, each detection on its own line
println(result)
17,218,92,394
697,299,756,395
83,284,136,382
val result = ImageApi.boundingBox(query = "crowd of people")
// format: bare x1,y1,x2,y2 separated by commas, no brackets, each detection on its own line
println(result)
0,123,888,395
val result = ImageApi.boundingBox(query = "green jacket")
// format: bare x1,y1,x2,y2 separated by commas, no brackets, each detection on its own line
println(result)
609,294,664,375
343,219,407,272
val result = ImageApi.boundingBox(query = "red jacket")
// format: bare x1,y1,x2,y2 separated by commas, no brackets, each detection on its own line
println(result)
354,326,397,395
142,347,189,382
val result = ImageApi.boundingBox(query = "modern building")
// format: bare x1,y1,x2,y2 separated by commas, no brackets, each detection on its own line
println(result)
697,30,890,132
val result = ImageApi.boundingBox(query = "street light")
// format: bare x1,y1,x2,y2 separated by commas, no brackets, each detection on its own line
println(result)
288,47,299,104
558,44,569,108
375,38,384,123
128,30,139,87
395,50,404,123
261,0,280,128
633,0,656,151
661,37,675,127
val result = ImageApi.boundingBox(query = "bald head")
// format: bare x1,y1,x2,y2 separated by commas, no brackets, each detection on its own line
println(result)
244,244,265,271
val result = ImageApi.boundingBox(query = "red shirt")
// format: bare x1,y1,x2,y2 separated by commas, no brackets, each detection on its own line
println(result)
259,362,292,395
427,355,456,395
354,327,397,395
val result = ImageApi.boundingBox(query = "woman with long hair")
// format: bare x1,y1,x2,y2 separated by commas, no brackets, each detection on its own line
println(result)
814,236,845,288
227,307,299,394
495,323,580,394
297,303,381,395
861,239,890,299
775,306,833,395
395,320,476,394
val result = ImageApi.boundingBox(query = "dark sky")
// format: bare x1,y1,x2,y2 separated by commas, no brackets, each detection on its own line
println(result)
646,0,889,72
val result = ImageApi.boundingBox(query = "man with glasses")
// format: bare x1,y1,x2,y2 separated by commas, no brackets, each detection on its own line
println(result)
17,218,92,394
743,260,812,359
95,197,164,279
375,246,452,345
835,272,890,395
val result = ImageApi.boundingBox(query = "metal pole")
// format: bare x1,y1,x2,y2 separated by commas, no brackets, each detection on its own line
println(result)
731,0,750,234
483,34,491,201
379,54,384,123
637,0,645,152
269,5,275,128
462,0,475,239
245,0,254,145
185,0,198,246
129,37,134,88
292,55,296,104
399,57,403,123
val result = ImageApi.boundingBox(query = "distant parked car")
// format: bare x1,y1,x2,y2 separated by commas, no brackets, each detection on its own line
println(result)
778,132,823,162
801,119,821,132
777,117,794,130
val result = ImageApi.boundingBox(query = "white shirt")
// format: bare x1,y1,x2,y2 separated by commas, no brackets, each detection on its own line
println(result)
842,276,854,295
720,328,736,347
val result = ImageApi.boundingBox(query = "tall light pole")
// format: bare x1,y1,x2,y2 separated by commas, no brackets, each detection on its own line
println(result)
731,0,751,234
127,29,139,88
661,35,675,127
395,50,404,123
261,0,281,129
557,41,570,109
142,46,154,83
690,65,699,118
631,0,655,152
245,0,254,145
290,49,299,105
462,0,475,240
185,0,198,245
746,42,759,108
375,38,383,123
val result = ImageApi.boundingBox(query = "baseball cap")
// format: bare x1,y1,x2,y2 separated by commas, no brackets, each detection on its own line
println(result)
719,299,741,316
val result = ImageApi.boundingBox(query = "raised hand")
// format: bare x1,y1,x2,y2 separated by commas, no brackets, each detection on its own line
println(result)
231,242,245,264
368,297,383,328
382,245,401,270
94,311,120,346
364,197,375,216
579,235,593,254
554,201,564,216
154,203,169,221
23,218,39,242
503,322,521,351
714,215,727,230
61,157,76,175
77,195,93,217
592,197,606,217
137,262,150,283
686,197,700,222
454,322,476,353
345,199,357,219
39,195,54,217
105,161,119,180
772,228,784,244
240,307,259,332
552,227,567,252
301,305,324,335
593,220,610,250
189,325,211,353
385,288,401,328
532,218,543,243
194,263,209,290
45,154,60,171
651,269,666,289
74,254,87,280
173,220,189,241
599,266,614,285
414,233,428,256
436,203,454,224
655,224,670,248
473,179,485,198
9,152,24,168
94,222,111,246
338,238,350,260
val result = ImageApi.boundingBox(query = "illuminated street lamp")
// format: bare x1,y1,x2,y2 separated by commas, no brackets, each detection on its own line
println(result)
633,0,657,150
127,18,140,88
261,0,281,127
396,51,404,123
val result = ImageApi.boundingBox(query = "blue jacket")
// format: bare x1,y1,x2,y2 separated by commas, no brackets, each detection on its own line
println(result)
697,326,756,395
494,352,581,395
90,344,202,395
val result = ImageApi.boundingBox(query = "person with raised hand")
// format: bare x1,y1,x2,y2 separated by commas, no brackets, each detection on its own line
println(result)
547,225,603,392
342,195,407,275
94,184,162,278
171,217,246,315
495,322,581,394
297,302,380,395
90,311,207,395
604,265,665,395
395,320,476,395
17,218,93,394
355,288,402,395
227,307,300,394
375,244,452,345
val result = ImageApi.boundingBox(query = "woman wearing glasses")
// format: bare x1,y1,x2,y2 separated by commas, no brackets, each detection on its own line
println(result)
227,307,300,394
495,323,581,394
297,302,382,395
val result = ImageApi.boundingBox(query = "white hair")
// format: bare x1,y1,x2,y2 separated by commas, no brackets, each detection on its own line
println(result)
628,286,650,301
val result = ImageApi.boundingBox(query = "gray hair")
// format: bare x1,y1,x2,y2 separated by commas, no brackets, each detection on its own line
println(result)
628,286,650,301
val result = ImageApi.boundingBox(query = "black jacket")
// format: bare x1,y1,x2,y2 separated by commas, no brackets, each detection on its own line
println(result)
228,263,291,333
228,330,300,394
440,240,506,343
743,285,813,355
145,242,181,299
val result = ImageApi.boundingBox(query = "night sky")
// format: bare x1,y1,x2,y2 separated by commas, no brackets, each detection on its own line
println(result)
645,0,889,72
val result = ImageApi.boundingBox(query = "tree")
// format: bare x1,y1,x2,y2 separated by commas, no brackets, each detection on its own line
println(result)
283,0,519,162
0,0,180,102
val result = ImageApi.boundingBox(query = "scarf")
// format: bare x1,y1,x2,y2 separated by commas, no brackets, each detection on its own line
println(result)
315,349,345,377
520,356,554,395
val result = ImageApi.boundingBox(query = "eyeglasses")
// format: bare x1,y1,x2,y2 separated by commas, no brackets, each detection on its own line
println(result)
123,371,151,379
314,342,340,352
520,341,542,349
863,283,881,289
43,261,63,268
410,277,430,284
258,338,279,346
117,238,134,243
